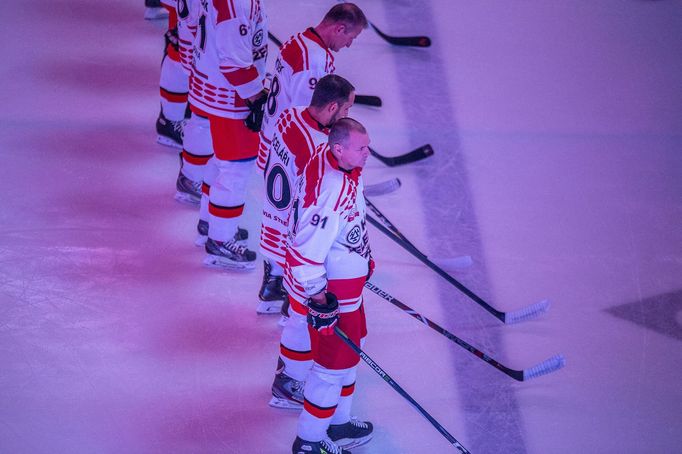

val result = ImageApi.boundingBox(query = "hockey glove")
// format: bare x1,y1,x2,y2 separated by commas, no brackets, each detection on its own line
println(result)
244,90,268,132
307,293,339,336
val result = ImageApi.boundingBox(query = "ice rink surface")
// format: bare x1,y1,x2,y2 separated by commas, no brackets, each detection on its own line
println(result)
1,1,681,453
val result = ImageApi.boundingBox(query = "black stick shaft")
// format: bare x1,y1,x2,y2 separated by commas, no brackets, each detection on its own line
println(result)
334,327,470,453
366,214,506,322
364,282,523,381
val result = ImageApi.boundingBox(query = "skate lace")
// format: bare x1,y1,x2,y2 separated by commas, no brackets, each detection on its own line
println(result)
225,241,248,255
348,417,369,429
172,119,185,138
320,438,343,454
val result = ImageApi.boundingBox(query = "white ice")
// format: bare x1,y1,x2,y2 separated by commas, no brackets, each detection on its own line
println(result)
1,1,681,453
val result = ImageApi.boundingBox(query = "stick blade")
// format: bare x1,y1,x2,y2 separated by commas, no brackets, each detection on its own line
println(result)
504,299,551,324
523,354,566,381
364,178,402,197
355,95,382,107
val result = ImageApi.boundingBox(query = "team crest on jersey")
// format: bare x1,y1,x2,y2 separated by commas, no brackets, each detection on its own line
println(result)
253,30,264,47
346,226,361,244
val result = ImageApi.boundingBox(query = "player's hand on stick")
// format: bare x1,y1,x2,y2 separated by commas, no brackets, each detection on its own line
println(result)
307,292,339,336
367,257,375,281
245,89,268,132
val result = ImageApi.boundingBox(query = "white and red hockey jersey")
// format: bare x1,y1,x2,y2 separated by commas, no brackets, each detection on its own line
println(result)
284,146,370,312
176,0,200,74
188,0,268,118
260,107,329,264
256,28,335,171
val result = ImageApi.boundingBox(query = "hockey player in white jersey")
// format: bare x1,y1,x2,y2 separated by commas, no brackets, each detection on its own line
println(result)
155,0,190,149
258,74,355,315
256,3,367,313
285,119,374,453
186,0,268,269
256,3,367,174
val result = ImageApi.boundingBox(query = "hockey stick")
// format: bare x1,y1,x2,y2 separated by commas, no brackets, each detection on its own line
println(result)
365,212,550,324
267,32,382,108
368,22,431,48
334,327,470,453
364,282,566,381
370,144,434,167
354,94,382,107
364,178,401,197
335,0,431,47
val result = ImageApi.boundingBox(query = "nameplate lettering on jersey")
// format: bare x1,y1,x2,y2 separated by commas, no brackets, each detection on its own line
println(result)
272,135,290,166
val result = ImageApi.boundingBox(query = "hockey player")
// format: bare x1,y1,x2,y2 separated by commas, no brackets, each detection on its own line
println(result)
155,1,189,150
258,74,355,314
186,0,268,269
286,118,374,453
256,3,367,312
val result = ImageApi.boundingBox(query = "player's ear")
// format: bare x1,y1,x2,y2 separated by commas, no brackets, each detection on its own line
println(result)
327,101,339,115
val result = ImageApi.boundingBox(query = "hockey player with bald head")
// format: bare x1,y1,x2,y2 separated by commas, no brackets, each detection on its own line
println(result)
285,118,374,453
256,2,367,315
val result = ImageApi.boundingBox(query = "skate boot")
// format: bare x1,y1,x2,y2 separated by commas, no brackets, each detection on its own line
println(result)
144,0,168,20
327,417,374,449
269,359,304,409
292,437,350,454
203,236,256,270
257,261,287,314
195,220,248,247
156,110,183,149
174,171,201,205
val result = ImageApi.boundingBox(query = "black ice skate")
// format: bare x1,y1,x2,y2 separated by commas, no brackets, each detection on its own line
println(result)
156,110,183,149
174,171,201,205
269,360,304,409
203,237,256,270
195,220,248,247
327,417,374,449
257,261,287,314
292,437,350,454
144,0,168,20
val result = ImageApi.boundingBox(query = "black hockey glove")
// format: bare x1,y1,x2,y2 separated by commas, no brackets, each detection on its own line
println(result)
307,292,339,336
244,90,268,132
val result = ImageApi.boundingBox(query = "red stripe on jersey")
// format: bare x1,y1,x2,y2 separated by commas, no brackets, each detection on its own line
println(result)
182,149,212,165
208,202,244,218
280,344,312,361
341,382,356,397
327,277,367,301
280,37,305,73
201,182,210,196
160,88,188,103
304,399,336,419
213,0,235,23
222,66,259,87
289,247,322,266
298,35,310,71
333,174,348,211
302,148,326,209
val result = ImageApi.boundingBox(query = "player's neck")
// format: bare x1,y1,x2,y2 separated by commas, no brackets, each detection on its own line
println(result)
307,107,331,129
313,23,333,49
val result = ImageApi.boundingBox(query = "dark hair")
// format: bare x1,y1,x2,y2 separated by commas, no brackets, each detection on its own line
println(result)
322,3,368,30
328,117,367,148
310,74,355,109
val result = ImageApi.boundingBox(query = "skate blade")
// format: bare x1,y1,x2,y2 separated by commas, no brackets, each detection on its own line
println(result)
203,255,256,271
194,235,208,247
335,434,373,450
156,135,182,149
174,192,200,206
268,396,303,410
257,300,284,315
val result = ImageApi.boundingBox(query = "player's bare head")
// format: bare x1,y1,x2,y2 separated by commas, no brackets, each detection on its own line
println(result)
318,4,367,51
329,118,370,170
310,75,356,126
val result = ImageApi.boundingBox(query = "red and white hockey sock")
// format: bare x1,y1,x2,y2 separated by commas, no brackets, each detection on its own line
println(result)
181,115,212,183
297,364,351,442
159,56,188,121
208,159,253,242
330,367,357,425
279,308,312,381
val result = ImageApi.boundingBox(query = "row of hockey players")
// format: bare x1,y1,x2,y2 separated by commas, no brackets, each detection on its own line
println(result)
148,1,376,452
